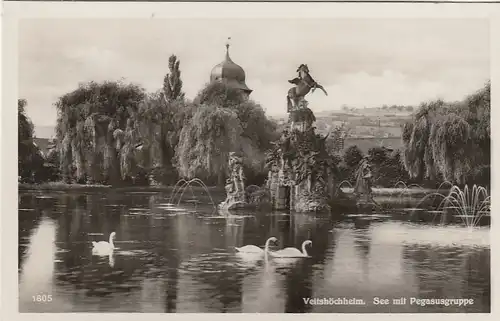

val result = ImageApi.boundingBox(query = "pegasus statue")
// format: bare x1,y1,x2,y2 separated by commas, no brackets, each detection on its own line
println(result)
287,64,328,112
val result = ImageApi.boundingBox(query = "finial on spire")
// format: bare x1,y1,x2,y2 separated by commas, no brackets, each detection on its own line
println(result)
225,37,232,60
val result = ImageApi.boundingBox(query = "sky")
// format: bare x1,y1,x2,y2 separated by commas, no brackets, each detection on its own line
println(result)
19,18,489,137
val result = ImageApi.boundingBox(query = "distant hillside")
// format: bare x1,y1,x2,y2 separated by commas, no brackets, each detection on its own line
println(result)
343,137,403,154
314,107,412,138
272,107,413,139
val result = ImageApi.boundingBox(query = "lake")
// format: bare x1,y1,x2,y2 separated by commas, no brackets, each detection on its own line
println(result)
18,188,490,313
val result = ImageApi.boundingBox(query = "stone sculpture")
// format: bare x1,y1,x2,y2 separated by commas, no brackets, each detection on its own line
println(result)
353,156,376,208
219,152,271,211
286,64,328,112
220,65,334,214
222,152,246,204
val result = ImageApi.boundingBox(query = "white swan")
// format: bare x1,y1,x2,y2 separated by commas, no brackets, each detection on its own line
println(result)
269,240,312,258
235,237,278,254
92,232,116,255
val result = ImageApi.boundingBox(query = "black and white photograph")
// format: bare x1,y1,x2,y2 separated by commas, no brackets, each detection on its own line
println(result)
3,2,497,317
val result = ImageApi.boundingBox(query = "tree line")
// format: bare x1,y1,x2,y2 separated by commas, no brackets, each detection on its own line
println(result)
20,55,278,187
332,82,490,188
401,81,490,186
18,55,490,188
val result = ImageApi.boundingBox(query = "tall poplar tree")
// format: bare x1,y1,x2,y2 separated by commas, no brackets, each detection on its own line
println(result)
163,55,185,102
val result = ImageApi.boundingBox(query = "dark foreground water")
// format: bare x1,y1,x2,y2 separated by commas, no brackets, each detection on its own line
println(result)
18,189,490,313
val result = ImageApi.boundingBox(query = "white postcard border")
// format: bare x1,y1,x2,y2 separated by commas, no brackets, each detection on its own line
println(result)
2,2,499,320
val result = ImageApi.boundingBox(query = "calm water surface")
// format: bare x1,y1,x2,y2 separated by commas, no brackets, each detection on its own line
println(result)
18,189,490,313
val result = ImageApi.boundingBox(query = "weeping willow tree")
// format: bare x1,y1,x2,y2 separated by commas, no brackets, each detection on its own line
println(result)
402,82,490,185
134,91,193,184
230,99,279,179
55,81,146,185
127,54,189,185
187,81,279,185
194,80,245,108
114,118,142,183
175,104,243,186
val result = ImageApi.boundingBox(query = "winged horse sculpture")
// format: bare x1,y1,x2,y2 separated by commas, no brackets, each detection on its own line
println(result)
287,64,328,112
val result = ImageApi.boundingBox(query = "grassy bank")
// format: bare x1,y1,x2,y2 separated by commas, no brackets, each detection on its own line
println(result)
19,182,112,191
18,182,220,192
340,187,446,196
20,182,444,196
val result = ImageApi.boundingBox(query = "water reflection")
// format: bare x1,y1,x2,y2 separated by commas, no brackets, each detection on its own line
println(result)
18,190,490,313
19,216,57,311
402,243,490,312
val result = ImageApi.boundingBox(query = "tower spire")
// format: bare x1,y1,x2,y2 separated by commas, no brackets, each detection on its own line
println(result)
210,36,252,95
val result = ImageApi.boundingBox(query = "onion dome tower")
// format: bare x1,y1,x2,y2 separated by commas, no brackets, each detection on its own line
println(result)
210,41,252,98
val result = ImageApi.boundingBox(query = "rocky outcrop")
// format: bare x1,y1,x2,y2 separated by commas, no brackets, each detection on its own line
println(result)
265,107,336,213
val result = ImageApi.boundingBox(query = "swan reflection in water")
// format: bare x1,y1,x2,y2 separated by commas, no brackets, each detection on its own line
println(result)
91,252,115,267
239,244,309,312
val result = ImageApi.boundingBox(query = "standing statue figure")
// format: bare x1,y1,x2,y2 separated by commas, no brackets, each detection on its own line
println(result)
219,152,247,210
228,152,245,194
287,64,328,112
220,151,272,211
353,156,374,204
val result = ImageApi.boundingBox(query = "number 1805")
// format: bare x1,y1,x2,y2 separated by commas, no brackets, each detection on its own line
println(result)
32,294,52,303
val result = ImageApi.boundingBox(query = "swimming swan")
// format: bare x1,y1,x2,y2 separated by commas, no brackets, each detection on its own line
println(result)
92,232,116,255
235,237,278,254
269,240,312,258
